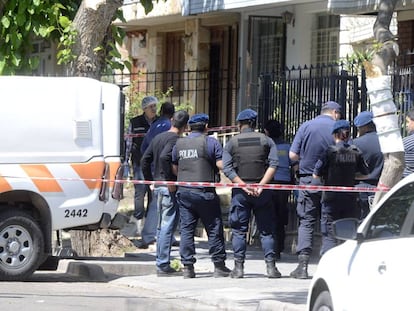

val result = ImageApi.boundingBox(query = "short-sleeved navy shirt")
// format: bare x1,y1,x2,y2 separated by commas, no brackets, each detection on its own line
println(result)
290,115,335,174
353,131,383,182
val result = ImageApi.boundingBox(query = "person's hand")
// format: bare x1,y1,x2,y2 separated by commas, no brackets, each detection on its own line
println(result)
252,186,263,197
241,184,255,196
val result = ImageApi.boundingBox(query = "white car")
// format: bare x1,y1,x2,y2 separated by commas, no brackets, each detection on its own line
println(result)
307,173,414,311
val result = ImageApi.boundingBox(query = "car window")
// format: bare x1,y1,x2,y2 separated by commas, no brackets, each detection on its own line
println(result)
366,182,414,240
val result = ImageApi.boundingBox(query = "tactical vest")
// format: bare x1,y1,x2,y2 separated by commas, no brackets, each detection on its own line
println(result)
324,144,361,187
130,115,151,164
176,135,216,182
274,142,291,182
231,131,269,182
323,144,360,201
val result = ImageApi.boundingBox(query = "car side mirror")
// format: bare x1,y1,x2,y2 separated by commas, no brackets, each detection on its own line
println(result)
332,218,360,241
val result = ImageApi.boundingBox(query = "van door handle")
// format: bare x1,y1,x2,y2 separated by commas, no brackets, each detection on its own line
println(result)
378,262,386,275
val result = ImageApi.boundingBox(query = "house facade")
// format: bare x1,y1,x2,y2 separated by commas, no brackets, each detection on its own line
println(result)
117,0,414,127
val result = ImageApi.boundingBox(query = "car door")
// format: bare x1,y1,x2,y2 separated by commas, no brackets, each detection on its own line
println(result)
346,182,414,311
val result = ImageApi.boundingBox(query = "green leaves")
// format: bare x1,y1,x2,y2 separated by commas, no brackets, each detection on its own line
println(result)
0,0,79,74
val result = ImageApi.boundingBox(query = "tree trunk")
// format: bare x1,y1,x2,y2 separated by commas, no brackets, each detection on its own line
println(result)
69,0,123,257
367,0,405,206
69,0,123,79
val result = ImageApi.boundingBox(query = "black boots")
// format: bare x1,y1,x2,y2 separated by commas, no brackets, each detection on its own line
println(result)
213,261,231,277
265,260,282,279
290,254,309,279
230,260,244,278
183,264,195,279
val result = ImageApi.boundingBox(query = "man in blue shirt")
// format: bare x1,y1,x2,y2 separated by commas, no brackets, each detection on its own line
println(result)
289,101,341,279
264,120,297,260
353,111,384,219
141,102,175,154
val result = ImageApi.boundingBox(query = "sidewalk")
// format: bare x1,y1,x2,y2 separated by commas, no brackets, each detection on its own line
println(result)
59,238,317,311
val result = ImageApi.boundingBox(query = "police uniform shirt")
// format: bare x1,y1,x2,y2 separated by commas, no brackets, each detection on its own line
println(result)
273,137,292,183
290,115,336,175
403,132,414,177
353,131,383,183
222,128,278,182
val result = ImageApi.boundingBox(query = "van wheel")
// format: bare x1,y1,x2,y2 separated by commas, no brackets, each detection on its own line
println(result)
312,290,333,311
0,210,44,280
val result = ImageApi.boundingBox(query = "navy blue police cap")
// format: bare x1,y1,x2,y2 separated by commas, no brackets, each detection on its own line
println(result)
332,119,350,134
236,109,258,122
354,111,373,127
322,101,341,112
188,113,209,124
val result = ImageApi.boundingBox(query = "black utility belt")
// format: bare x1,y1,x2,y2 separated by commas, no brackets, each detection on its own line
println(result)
297,173,313,178
178,186,216,193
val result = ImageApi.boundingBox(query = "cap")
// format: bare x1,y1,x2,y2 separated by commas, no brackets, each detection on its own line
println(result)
354,111,373,127
322,101,341,112
188,113,209,124
141,96,158,109
332,119,350,134
236,109,258,122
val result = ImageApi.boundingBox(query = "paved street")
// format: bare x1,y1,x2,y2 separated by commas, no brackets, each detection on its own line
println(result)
57,238,318,311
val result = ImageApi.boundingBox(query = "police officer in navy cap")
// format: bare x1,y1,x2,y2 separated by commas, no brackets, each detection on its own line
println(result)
172,113,231,278
353,111,384,219
223,108,281,278
313,120,369,255
289,101,341,279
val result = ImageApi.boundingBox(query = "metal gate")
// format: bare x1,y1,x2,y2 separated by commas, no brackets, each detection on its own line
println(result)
258,63,364,139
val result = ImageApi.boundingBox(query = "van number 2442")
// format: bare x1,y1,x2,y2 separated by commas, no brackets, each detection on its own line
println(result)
64,209,88,218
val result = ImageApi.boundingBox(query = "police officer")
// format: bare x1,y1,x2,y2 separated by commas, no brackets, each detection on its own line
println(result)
172,113,231,279
313,120,369,255
124,96,158,234
353,111,384,219
223,109,281,279
289,101,341,279
264,120,297,260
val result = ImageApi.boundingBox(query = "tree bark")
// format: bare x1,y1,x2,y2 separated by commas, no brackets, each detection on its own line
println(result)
69,0,123,79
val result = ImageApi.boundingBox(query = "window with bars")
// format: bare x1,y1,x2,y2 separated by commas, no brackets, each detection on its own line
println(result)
311,15,340,65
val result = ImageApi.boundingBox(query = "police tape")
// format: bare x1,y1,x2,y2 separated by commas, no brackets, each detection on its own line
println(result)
1,175,389,193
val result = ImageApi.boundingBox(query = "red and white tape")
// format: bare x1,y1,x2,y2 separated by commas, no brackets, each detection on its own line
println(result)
124,125,239,138
1,175,389,193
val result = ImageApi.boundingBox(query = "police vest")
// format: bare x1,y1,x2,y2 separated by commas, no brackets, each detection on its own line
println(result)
176,135,216,182
130,115,151,164
324,144,361,188
231,131,269,182
274,142,291,182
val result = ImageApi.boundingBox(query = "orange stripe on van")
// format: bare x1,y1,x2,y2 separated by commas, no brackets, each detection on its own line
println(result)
21,165,63,192
0,177,12,192
108,161,121,188
71,161,105,190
